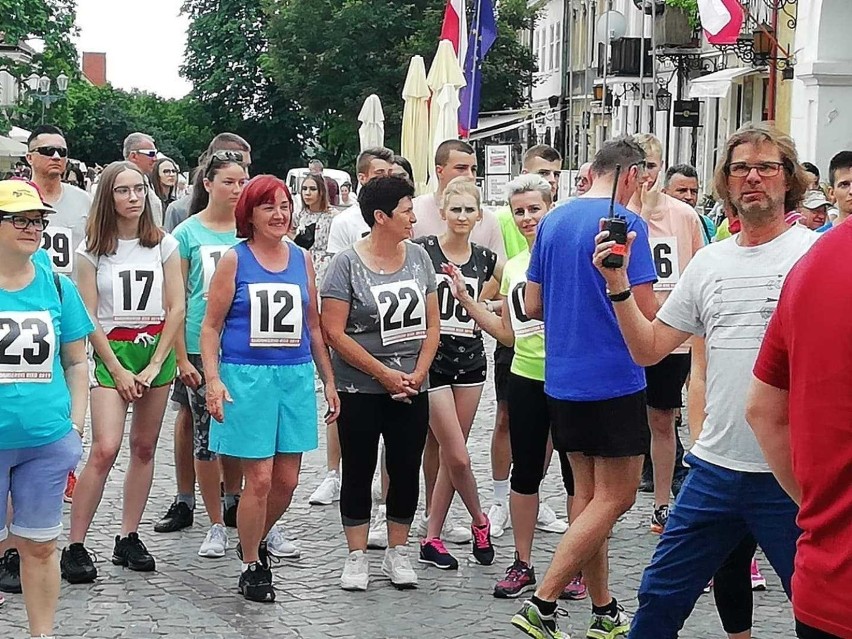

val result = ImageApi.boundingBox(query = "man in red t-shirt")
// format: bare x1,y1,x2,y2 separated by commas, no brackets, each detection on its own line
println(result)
748,219,852,639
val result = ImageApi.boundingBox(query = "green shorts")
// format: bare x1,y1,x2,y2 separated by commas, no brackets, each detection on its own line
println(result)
93,334,177,389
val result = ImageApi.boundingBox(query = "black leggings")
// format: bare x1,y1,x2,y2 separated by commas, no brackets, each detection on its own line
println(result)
714,534,757,634
507,373,574,497
796,620,843,639
337,392,428,527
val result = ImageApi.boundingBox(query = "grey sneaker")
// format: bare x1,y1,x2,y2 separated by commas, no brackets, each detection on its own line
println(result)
382,545,418,589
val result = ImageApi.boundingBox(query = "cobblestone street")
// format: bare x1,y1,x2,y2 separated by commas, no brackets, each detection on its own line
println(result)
5,365,793,639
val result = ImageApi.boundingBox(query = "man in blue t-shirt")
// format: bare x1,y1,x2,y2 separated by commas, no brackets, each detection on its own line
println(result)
511,138,658,639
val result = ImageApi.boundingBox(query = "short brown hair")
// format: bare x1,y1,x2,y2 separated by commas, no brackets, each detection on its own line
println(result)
713,122,809,214
523,144,561,166
356,147,394,177
435,140,474,167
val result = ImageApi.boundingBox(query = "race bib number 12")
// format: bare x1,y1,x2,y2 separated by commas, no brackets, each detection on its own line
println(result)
651,237,681,291
249,283,303,347
41,226,73,274
371,280,426,346
0,311,55,383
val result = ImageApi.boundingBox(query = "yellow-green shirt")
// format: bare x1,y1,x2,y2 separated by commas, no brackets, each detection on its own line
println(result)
496,207,528,261
500,249,544,381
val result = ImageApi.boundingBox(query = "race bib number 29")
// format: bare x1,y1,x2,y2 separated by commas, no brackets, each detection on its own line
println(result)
41,226,73,274
371,280,426,346
0,311,55,383
249,283,303,347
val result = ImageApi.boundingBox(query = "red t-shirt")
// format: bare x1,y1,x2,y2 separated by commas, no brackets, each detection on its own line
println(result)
753,221,852,639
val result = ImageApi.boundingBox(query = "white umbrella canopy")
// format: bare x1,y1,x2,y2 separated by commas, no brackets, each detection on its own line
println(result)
426,39,466,190
0,135,27,157
401,55,430,195
358,94,385,152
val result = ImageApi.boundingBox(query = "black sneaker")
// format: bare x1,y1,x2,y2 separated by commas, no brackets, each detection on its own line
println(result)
154,500,194,533
112,532,156,572
61,543,98,584
239,561,275,602
418,538,458,570
471,518,495,566
236,539,272,570
0,549,22,593
223,495,240,528
650,505,670,535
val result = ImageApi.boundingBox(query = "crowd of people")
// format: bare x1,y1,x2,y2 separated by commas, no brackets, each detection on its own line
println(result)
0,120,849,639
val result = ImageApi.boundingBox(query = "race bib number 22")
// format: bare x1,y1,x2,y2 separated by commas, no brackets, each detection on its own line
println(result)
371,280,426,346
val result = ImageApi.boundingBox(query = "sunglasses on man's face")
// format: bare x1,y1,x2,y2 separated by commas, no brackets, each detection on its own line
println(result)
31,146,68,158
133,149,158,159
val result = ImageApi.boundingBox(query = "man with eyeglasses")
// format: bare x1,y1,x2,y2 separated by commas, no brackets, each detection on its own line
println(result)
24,125,92,280
122,132,164,227
590,123,818,639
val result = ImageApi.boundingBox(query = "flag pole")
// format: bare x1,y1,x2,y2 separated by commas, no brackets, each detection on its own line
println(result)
463,0,482,139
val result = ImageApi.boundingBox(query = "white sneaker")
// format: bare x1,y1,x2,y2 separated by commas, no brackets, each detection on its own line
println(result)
340,550,369,591
371,476,383,503
367,505,388,549
413,511,429,538
266,526,300,558
536,503,569,534
382,545,418,589
442,521,472,544
198,523,228,558
309,471,340,505
488,502,511,538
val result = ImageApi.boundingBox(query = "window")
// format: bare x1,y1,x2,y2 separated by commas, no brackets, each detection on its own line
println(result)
539,28,547,71
532,30,539,70
548,24,555,71
555,21,562,70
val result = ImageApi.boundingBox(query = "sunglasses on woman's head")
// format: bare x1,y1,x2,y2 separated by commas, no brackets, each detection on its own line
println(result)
211,150,244,163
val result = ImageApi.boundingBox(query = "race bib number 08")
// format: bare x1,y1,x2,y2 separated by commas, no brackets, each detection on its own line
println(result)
508,280,544,337
249,283,303,347
41,226,73,274
112,265,165,323
371,280,426,346
651,237,681,291
200,245,231,299
0,311,55,383
436,274,478,337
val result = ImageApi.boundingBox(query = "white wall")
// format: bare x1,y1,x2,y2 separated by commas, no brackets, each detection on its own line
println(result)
530,0,565,105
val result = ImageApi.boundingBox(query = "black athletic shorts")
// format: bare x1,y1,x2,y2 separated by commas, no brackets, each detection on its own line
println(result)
494,344,513,403
549,390,650,458
428,366,487,391
170,377,189,407
645,353,691,410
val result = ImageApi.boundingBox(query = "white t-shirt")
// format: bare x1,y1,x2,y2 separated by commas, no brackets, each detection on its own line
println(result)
43,183,92,277
658,225,819,472
326,204,369,254
77,234,179,334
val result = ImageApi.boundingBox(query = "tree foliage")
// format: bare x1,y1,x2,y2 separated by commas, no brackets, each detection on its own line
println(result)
0,0,78,77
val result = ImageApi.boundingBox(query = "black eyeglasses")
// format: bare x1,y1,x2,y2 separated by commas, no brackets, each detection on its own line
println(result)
0,214,50,230
30,146,68,158
161,168,178,175
211,150,244,163
727,162,785,178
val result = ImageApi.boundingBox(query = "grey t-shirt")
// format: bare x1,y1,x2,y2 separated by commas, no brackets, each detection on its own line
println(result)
164,190,192,233
658,225,818,472
320,242,437,394
45,183,92,278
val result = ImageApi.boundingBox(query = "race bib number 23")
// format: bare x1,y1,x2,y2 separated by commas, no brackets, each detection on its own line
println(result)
371,280,426,346
0,311,55,383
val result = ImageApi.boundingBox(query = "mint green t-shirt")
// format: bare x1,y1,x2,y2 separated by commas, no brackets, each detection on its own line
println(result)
173,216,238,354
496,207,528,261
500,249,545,381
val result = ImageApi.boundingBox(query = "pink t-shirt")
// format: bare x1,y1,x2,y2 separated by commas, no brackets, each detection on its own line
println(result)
412,193,506,261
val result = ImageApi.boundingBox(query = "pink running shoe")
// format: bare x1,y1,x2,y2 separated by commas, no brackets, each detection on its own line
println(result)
64,471,77,504
470,517,494,565
751,559,767,591
560,574,587,600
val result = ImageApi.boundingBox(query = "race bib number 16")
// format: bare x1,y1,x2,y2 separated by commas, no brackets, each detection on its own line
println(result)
0,311,55,383
651,237,681,291
371,280,426,346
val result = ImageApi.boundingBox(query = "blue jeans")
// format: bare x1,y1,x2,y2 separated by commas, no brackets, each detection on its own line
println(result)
628,454,800,639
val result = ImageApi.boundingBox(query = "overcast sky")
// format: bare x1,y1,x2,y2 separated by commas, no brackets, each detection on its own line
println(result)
75,0,191,99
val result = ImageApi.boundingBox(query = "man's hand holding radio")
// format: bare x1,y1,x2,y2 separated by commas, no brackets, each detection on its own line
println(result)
593,218,636,294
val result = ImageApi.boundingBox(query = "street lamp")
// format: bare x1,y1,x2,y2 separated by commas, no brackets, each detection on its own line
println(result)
25,72,69,122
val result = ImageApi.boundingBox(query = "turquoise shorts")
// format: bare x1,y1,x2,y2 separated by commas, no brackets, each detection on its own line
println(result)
209,361,319,459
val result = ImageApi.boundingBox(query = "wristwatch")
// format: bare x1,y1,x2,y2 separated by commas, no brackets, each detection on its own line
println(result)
606,288,632,302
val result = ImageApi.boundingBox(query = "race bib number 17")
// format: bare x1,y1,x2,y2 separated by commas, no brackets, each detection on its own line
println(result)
371,280,426,346
0,311,55,383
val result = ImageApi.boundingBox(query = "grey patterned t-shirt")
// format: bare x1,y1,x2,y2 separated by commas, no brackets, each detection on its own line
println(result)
320,242,438,394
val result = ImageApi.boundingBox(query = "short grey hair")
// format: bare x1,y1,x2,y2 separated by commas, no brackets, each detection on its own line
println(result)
123,132,156,159
507,174,552,207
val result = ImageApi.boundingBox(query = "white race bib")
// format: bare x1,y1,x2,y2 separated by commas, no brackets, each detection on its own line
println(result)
436,274,478,337
0,311,56,383
651,237,681,291
507,279,544,337
249,283,303,347
200,245,231,299
112,264,165,323
371,280,426,346
41,226,73,274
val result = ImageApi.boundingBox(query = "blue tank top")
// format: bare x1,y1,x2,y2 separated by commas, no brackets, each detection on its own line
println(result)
220,241,313,366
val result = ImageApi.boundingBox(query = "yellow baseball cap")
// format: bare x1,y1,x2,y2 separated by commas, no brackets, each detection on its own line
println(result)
0,180,54,215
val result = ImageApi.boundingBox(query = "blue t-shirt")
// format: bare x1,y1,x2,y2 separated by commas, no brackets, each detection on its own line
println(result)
0,266,94,449
32,248,54,272
816,222,833,233
527,197,657,401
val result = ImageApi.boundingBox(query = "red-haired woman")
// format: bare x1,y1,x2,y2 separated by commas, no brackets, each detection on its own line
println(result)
200,175,339,602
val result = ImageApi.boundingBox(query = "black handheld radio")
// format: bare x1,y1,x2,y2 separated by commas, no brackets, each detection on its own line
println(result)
601,164,627,269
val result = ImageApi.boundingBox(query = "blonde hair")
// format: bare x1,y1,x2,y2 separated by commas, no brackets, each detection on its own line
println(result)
441,176,481,212
632,133,663,160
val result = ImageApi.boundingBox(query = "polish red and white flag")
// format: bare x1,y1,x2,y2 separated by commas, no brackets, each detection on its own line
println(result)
440,0,468,64
698,0,744,45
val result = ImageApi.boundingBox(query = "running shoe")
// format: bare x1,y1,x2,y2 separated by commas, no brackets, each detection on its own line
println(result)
444,521,472,544
236,540,273,570
0,593,3,607
537,503,569,534
560,575,587,601
649,505,670,535
751,559,767,591
419,538,459,570
198,523,228,558
414,511,429,538
703,579,713,594
382,545,418,589
367,505,388,549
511,600,568,639
309,471,341,505
61,543,97,584
223,495,240,528
63,470,77,504
471,517,495,565
266,526,300,559
0,549,22,593
494,554,536,599
112,532,156,572
489,502,511,538
587,601,631,639
340,550,369,591
154,499,193,533
239,561,275,603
